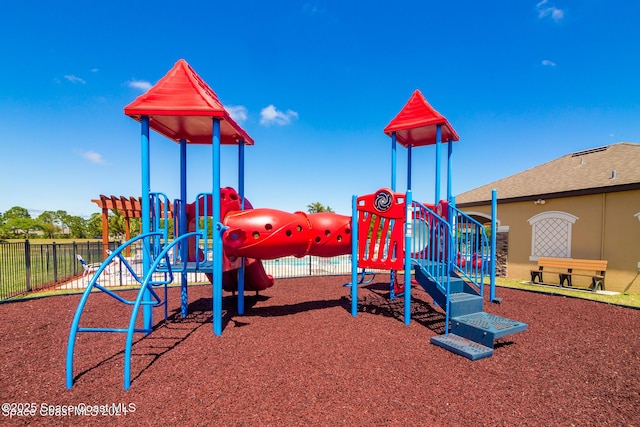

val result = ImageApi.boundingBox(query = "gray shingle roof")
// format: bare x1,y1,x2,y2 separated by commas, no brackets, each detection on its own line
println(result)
456,142,640,206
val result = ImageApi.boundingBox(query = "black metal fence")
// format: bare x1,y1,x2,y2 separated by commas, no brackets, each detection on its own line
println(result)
0,240,119,301
0,240,359,301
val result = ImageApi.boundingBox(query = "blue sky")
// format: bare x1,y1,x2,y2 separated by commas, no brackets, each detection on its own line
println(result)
1,1,639,218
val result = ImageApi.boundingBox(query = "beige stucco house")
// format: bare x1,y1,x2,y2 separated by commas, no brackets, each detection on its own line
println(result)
456,142,640,293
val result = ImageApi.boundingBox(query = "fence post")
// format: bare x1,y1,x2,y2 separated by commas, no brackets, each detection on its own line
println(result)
52,241,58,283
73,242,78,276
25,240,32,292
490,189,498,302
44,244,49,283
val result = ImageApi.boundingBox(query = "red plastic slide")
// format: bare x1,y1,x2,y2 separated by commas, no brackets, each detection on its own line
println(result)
222,258,274,293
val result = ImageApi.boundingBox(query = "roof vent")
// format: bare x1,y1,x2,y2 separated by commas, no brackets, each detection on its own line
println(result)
611,170,617,179
571,146,608,157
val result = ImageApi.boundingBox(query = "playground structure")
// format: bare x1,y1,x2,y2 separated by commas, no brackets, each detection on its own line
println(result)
66,59,526,390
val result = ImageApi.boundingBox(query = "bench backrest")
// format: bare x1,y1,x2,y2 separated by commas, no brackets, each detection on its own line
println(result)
537,257,607,272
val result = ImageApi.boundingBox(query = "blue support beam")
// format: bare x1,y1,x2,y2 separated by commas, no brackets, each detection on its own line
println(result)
407,144,413,191
447,137,453,203
351,195,358,316
435,124,442,205
212,118,223,336
490,189,499,302
404,190,412,325
391,131,397,191
238,140,245,315
180,138,188,318
141,116,153,331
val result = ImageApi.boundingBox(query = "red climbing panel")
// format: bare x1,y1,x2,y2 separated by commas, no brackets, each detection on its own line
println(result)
356,189,406,270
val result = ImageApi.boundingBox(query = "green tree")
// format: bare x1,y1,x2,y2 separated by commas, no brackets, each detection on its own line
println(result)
307,202,334,213
36,211,64,238
65,215,89,238
3,206,30,219
2,206,36,238
109,211,127,239
86,213,103,238
0,211,8,239
129,217,141,236
37,221,60,239
109,211,144,239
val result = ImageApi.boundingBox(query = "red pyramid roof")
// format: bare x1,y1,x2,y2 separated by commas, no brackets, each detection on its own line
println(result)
124,59,253,145
383,90,459,147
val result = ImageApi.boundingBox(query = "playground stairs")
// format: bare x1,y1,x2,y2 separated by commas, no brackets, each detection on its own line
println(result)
414,265,527,361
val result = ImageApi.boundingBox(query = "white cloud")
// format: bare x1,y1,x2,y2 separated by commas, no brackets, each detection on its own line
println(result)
64,75,86,84
91,68,99,73
81,150,106,164
550,8,564,21
536,0,564,22
541,59,557,67
127,80,152,92
226,105,248,124
259,104,299,126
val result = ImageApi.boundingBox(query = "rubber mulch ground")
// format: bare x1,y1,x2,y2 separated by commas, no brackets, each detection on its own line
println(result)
1,274,639,426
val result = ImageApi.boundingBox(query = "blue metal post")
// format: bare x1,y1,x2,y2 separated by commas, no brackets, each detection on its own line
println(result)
450,195,456,272
351,195,358,316
407,144,412,191
212,118,223,336
141,116,153,331
404,190,412,325
447,137,454,275
180,138,188,318
239,141,245,203
490,189,498,302
447,137,453,203
435,124,442,205
391,131,397,191
237,140,245,315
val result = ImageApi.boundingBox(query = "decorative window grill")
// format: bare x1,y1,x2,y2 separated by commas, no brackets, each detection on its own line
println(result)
528,211,578,260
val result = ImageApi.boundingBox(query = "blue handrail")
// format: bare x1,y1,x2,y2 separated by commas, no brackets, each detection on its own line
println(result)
450,205,491,297
410,201,452,291
410,201,453,332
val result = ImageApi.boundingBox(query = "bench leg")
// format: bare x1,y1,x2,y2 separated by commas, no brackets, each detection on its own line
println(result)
559,274,572,287
531,271,542,284
591,278,604,291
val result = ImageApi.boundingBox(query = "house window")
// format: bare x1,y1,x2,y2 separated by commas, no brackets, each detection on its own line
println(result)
528,211,578,260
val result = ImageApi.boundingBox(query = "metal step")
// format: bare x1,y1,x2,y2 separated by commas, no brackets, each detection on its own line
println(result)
430,333,494,361
451,312,528,348
414,268,471,304
449,292,484,317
